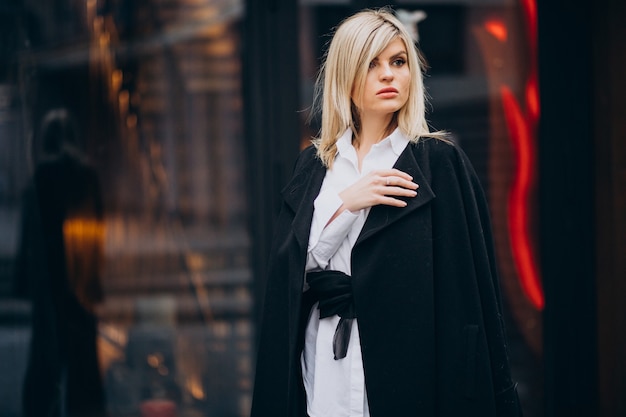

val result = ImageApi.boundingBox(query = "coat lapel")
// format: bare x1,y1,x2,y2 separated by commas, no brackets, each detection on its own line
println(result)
281,150,327,249
356,143,435,245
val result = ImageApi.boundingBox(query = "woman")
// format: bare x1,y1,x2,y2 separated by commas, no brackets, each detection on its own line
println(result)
251,9,521,417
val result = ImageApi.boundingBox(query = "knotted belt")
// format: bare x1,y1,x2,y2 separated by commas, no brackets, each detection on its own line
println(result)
305,270,355,360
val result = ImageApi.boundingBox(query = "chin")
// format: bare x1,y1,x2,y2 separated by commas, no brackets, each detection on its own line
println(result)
378,105,403,115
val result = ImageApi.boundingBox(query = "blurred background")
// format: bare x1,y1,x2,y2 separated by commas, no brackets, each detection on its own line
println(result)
0,1,623,417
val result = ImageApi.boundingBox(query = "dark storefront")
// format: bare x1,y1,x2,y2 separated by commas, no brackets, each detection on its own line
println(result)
0,1,623,417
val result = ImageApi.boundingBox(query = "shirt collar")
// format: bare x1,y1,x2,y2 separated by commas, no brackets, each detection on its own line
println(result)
379,127,411,156
335,128,354,157
336,127,410,157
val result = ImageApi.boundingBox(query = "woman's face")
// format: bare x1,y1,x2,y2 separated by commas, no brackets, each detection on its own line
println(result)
352,37,411,120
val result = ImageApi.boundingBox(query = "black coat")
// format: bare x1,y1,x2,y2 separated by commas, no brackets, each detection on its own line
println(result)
251,138,522,417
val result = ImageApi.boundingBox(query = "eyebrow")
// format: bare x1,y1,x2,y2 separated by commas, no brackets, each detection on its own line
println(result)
390,51,408,59
372,50,408,62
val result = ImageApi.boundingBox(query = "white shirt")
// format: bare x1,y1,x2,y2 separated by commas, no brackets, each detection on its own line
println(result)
302,127,410,417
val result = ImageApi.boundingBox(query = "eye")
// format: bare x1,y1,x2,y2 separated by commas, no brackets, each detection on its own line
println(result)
392,58,406,67
368,60,377,70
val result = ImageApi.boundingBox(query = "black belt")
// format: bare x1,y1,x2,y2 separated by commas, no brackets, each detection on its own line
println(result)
305,270,355,360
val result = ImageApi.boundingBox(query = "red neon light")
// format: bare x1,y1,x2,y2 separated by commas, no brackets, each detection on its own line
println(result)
492,0,543,310
525,75,540,123
484,20,508,42
501,86,544,309
520,0,538,52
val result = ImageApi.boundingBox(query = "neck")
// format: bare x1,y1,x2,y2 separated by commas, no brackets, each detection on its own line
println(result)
352,114,397,172
354,113,396,149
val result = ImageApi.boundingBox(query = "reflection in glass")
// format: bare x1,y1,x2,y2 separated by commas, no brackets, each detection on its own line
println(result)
2,1,250,417
14,108,106,417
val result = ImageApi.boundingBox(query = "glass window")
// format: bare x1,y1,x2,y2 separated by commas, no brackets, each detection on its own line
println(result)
1,1,543,416
1,1,251,416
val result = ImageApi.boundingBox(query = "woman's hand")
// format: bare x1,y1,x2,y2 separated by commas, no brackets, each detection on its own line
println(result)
326,169,418,226
339,168,418,212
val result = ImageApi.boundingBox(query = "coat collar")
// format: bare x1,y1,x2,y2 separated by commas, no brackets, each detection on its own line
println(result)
281,142,435,249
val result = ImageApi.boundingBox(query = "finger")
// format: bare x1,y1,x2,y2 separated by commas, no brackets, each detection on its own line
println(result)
375,169,413,181
382,186,418,197
388,169,413,180
379,196,409,207
385,176,419,190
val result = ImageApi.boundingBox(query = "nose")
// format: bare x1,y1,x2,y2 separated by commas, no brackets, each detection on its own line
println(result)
379,63,394,80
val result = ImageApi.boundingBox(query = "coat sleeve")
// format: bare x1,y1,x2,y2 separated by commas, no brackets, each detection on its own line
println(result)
452,145,523,416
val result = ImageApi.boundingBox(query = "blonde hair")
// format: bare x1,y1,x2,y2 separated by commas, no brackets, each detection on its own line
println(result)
312,8,443,168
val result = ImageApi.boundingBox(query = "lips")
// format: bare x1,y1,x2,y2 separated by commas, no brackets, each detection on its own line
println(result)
376,87,399,95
